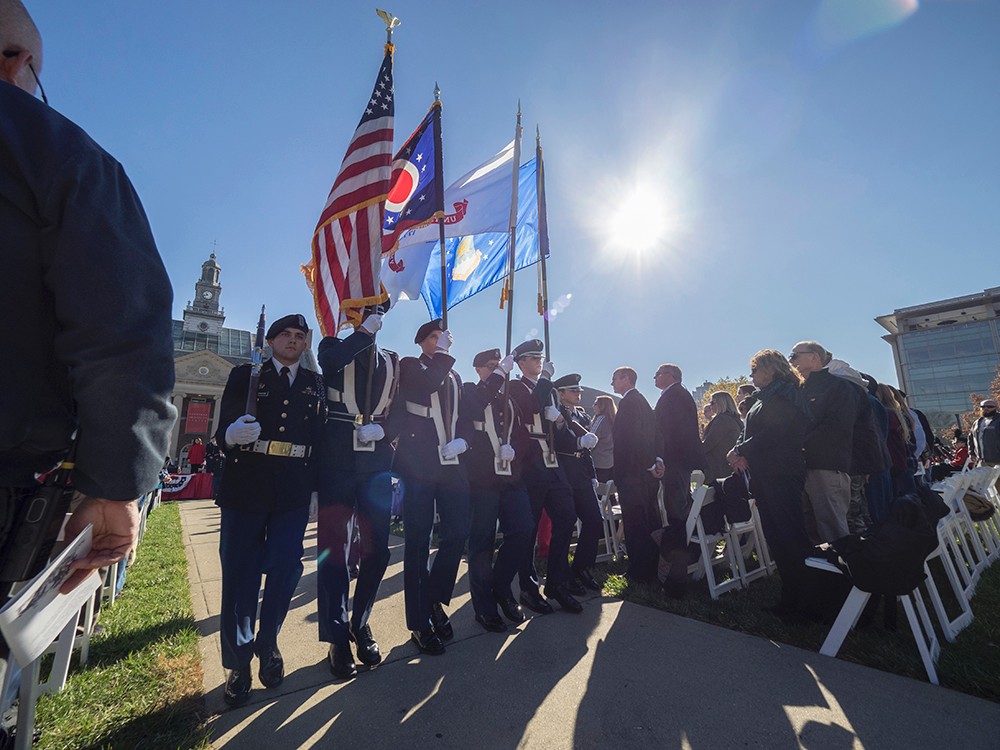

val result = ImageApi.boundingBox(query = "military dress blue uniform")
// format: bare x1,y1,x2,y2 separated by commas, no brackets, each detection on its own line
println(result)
507,347,579,611
552,399,604,583
316,329,399,660
393,337,472,644
461,359,534,626
215,357,324,678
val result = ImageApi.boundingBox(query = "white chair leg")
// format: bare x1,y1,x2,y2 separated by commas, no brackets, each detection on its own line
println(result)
820,587,871,657
15,658,41,750
901,592,940,685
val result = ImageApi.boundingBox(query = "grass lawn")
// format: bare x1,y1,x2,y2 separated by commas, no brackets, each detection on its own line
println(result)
594,552,1000,703
33,501,210,749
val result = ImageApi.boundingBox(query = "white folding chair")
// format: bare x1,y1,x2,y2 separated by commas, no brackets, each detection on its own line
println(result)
805,557,940,685
595,481,622,562
934,473,982,596
965,466,1000,562
724,497,774,587
686,482,742,600
921,538,974,643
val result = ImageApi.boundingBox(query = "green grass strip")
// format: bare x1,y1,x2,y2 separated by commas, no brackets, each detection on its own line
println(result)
598,555,1000,702
33,501,211,749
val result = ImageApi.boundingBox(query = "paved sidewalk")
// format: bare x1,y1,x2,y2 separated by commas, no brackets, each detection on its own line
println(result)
180,499,1000,749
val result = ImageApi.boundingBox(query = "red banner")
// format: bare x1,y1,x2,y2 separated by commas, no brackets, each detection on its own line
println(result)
185,401,211,434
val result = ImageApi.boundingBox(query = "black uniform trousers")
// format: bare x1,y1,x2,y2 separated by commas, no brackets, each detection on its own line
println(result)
400,472,470,631
570,483,604,575
219,503,310,669
316,469,393,646
615,474,661,583
518,465,575,595
468,481,533,617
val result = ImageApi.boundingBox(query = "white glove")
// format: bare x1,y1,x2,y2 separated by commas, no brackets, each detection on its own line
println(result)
541,361,555,379
435,329,454,354
499,444,516,462
225,415,261,447
578,432,599,450
441,437,469,460
359,313,383,336
357,423,385,442
544,405,561,422
495,354,515,375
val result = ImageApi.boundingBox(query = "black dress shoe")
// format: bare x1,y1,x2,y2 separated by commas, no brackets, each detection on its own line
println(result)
496,594,527,624
430,602,454,641
475,613,508,633
661,577,687,600
328,643,357,679
224,668,252,706
519,590,553,615
350,623,382,666
410,628,446,655
257,647,284,688
545,584,583,613
574,568,602,592
565,577,587,597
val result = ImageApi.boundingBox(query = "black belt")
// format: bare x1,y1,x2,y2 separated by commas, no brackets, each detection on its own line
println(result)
557,451,585,459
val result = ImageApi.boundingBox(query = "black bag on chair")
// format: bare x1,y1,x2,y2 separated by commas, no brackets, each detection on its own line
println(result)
828,493,939,596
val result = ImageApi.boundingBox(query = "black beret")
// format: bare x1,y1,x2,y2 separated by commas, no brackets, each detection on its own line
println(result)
553,373,582,391
414,317,444,344
266,313,309,339
512,339,544,360
473,348,501,368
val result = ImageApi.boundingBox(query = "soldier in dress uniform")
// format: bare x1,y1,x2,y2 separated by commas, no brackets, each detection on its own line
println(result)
315,302,399,679
552,374,604,593
393,319,472,654
463,348,534,631
508,340,583,614
215,313,325,706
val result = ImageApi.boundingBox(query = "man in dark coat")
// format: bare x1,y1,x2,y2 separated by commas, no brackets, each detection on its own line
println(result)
652,363,705,597
462,348,534,632
315,303,399,679
790,341,858,542
610,367,661,583
215,314,325,705
393,319,472,655
509,340,583,614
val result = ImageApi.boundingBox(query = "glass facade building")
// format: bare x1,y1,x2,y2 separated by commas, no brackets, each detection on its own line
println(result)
877,288,1000,433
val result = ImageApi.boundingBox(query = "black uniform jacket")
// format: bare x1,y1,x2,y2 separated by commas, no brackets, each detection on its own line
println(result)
612,389,658,485
507,376,567,483
553,407,597,490
460,373,526,488
392,352,471,481
0,81,176,499
317,331,399,474
215,359,325,512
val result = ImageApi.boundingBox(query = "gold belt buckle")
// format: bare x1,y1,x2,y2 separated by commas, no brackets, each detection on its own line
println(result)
267,440,293,457
355,414,365,426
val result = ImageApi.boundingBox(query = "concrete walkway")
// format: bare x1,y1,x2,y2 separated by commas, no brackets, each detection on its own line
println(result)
180,499,1000,749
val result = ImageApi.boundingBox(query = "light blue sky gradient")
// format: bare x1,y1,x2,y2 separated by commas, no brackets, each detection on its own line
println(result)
30,0,1000,402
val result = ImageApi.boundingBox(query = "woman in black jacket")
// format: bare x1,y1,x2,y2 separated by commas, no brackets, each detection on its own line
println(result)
702,391,743,483
727,350,812,620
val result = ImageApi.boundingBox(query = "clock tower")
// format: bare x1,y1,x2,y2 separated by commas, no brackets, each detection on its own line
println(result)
182,252,226,335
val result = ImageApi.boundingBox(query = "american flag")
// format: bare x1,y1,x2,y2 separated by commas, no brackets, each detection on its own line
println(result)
305,48,394,335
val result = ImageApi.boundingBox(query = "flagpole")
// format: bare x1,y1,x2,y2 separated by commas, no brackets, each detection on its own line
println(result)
504,102,523,355
499,103,523,465
536,126,551,360
434,85,449,329
364,9,400,432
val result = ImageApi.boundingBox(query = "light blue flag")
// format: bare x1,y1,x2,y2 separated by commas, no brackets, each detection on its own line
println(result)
419,158,540,316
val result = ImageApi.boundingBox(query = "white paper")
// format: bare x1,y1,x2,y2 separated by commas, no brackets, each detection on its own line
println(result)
0,525,101,667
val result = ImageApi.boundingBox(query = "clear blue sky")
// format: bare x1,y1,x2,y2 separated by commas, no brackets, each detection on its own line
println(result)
31,0,1000,402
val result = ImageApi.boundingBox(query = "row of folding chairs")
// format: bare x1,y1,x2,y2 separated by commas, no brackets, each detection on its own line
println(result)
593,473,777,600
3,487,161,750
807,464,1000,686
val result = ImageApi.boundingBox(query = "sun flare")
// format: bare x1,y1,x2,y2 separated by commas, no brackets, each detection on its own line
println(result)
601,180,682,258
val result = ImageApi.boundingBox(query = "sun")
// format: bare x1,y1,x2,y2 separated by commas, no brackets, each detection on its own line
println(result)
599,179,683,258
